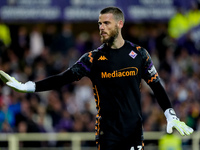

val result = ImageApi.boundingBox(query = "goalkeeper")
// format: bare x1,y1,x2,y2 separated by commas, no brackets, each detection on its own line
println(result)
0,6,193,150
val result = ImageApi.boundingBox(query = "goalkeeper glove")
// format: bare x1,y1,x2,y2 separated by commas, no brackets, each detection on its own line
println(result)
0,70,35,93
164,108,193,136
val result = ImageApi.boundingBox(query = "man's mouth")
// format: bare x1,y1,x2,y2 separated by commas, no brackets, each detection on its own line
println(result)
101,32,107,36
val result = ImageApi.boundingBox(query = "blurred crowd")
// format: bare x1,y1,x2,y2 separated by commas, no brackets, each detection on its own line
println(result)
0,3,200,148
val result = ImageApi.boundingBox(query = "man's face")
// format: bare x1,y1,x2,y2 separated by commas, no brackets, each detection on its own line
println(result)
98,13,119,44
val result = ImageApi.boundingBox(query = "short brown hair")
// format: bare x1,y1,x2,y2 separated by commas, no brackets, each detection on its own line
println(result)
100,6,125,23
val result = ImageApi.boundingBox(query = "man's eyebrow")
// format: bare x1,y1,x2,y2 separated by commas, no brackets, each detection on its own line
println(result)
98,21,110,24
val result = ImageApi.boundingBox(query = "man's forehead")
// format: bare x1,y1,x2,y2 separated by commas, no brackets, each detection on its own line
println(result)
99,13,115,21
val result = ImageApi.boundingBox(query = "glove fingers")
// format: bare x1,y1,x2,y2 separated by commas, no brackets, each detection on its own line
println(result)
174,122,193,136
167,123,173,134
174,125,185,136
183,127,191,135
0,71,12,83
188,127,194,133
6,82,18,90
181,125,194,135
7,82,22,92
6,81,14,87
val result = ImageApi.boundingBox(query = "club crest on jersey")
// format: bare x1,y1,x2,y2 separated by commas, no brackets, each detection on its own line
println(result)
129,50,137,59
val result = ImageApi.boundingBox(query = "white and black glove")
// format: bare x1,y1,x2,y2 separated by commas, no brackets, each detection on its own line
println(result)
164,108,193,136
0,70,35,93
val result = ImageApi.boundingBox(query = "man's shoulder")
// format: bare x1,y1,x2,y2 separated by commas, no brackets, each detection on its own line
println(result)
126,40,146,53
88,44,106,55
91,43,106,53
79,45,105,63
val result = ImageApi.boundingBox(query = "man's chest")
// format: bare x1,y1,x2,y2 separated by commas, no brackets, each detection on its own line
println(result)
91,49,142,78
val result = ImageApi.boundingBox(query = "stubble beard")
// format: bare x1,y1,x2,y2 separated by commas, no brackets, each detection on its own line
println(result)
100,25,119,45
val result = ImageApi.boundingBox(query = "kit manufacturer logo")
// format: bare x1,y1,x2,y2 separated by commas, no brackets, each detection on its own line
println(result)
98,55,108,61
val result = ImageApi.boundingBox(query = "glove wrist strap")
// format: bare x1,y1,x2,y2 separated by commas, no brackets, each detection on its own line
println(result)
25,81,35,92
164,108,179,121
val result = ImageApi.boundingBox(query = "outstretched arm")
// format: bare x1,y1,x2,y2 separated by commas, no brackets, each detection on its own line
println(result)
0,69,77,92
35,69,77,92
0,51,94,93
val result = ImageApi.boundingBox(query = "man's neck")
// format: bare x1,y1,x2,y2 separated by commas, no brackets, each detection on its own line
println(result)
107,36,125,49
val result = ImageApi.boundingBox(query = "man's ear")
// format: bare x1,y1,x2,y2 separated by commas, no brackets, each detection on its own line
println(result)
118,20,124,29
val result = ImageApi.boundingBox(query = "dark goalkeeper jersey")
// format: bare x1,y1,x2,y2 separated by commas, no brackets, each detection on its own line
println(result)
69,40,160,140
35,40,171,141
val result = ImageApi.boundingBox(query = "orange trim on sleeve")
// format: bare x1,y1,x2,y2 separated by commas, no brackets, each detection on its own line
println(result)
147,73,158,83
136,46,141,50
88,52,93,63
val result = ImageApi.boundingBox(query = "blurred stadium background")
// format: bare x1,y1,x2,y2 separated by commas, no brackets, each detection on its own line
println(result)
0,0,200,149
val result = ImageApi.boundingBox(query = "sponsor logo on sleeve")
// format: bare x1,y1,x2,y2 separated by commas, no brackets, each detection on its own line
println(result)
148,65,157,76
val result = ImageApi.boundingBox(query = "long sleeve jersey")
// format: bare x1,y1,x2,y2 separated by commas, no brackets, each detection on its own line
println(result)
35,40,172,141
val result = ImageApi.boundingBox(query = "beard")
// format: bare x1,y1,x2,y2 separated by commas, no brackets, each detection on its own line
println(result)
100,25,119,45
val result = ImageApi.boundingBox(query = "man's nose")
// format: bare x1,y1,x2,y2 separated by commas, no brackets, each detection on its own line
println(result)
99,24,104,30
